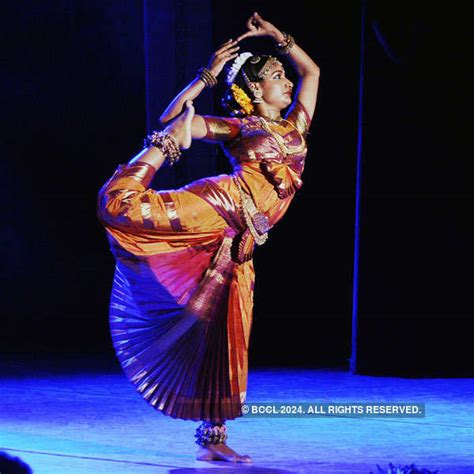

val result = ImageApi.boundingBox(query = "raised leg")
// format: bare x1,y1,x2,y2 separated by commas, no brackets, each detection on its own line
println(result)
129,99,195,171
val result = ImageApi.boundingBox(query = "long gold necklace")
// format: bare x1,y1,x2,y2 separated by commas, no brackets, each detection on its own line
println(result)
258,117,306,156
232,176,270,246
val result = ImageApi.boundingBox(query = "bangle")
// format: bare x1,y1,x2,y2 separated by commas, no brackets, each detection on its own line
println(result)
197,67,218,87
275,32,295,55
144,131,182,166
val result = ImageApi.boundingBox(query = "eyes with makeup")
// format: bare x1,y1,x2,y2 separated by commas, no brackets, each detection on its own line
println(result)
271,70,292,85
270,70,292,91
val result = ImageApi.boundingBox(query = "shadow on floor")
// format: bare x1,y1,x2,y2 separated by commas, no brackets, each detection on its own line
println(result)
169,467,295,473
0,451,33,474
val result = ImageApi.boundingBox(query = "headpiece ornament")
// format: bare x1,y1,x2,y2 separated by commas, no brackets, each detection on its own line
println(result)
225,52,283,116
226,52,253,85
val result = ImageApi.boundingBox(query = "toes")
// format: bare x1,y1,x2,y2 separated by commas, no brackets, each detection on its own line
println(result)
184,100,195,115
183,100,195,121
224,452,250,463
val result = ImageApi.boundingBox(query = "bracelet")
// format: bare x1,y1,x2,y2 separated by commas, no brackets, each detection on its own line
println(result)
197,67,218,88
275,32,295,55
144,131,182,166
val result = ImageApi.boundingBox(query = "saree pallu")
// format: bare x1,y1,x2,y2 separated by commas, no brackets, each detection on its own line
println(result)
97,162,254,422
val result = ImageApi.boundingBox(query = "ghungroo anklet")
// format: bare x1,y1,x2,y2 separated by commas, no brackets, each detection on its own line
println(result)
144,131,182,166
194,422,228,446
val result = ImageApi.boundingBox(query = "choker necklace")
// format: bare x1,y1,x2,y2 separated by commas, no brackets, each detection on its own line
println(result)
259,114,283,123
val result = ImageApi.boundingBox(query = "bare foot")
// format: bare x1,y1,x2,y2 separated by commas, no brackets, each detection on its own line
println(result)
196,443,252,463
163,100,194,149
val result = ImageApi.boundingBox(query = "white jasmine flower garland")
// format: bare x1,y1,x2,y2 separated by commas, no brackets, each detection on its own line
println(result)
226,52,253,85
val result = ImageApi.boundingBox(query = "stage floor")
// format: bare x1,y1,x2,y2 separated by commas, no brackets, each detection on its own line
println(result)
1,356,472,473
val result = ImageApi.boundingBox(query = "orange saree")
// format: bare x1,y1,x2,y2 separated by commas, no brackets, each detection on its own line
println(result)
97,100,311,423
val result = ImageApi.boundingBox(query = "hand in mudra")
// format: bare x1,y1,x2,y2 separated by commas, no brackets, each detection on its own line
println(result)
207,39,240,77
236,12,277,42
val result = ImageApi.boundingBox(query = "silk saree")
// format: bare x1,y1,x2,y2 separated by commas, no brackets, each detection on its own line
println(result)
97,101,311,422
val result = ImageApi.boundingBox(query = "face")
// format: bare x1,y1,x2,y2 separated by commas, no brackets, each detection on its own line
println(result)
254,65,294,110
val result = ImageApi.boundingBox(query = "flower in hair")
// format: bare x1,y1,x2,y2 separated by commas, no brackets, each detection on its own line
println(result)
231,83,254,115
226,52,253,85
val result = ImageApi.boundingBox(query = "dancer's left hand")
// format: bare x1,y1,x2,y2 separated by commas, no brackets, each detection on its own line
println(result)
236,12,279,42
206,39,241,77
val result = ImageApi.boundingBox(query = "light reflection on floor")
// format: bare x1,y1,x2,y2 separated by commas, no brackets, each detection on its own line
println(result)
0,357,472,473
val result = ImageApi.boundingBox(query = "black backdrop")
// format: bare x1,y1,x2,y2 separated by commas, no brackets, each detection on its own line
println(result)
357,2,473,375
2,1,472,374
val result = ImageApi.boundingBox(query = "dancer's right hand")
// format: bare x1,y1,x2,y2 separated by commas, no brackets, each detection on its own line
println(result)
206,39,240,78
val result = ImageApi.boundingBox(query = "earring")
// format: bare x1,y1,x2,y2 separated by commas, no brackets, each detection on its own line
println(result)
252,90,263,104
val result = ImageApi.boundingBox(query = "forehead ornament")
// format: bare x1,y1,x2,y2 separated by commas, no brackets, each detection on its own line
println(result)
241,56,283,90
257,56,283,79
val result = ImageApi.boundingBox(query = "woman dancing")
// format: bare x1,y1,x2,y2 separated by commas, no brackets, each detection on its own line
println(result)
97,12,320,463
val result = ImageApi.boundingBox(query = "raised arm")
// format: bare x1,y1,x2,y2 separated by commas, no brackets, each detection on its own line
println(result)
159,39,241,139
237,12,320,121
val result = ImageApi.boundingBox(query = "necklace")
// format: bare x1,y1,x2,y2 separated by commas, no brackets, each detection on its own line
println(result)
260,114,283,123
258,117,306,156
232,176,270,246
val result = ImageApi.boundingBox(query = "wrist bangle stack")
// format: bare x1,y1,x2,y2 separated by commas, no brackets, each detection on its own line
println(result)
275,32,295,55
197,67,218,88
144,131,182,166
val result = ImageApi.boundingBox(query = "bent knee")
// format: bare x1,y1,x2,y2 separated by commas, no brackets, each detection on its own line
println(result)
162,190,227,233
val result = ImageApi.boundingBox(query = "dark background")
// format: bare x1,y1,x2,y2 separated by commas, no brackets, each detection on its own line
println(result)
2,1,472,375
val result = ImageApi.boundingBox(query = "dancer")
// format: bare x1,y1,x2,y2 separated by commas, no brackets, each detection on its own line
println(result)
97,12,320,462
